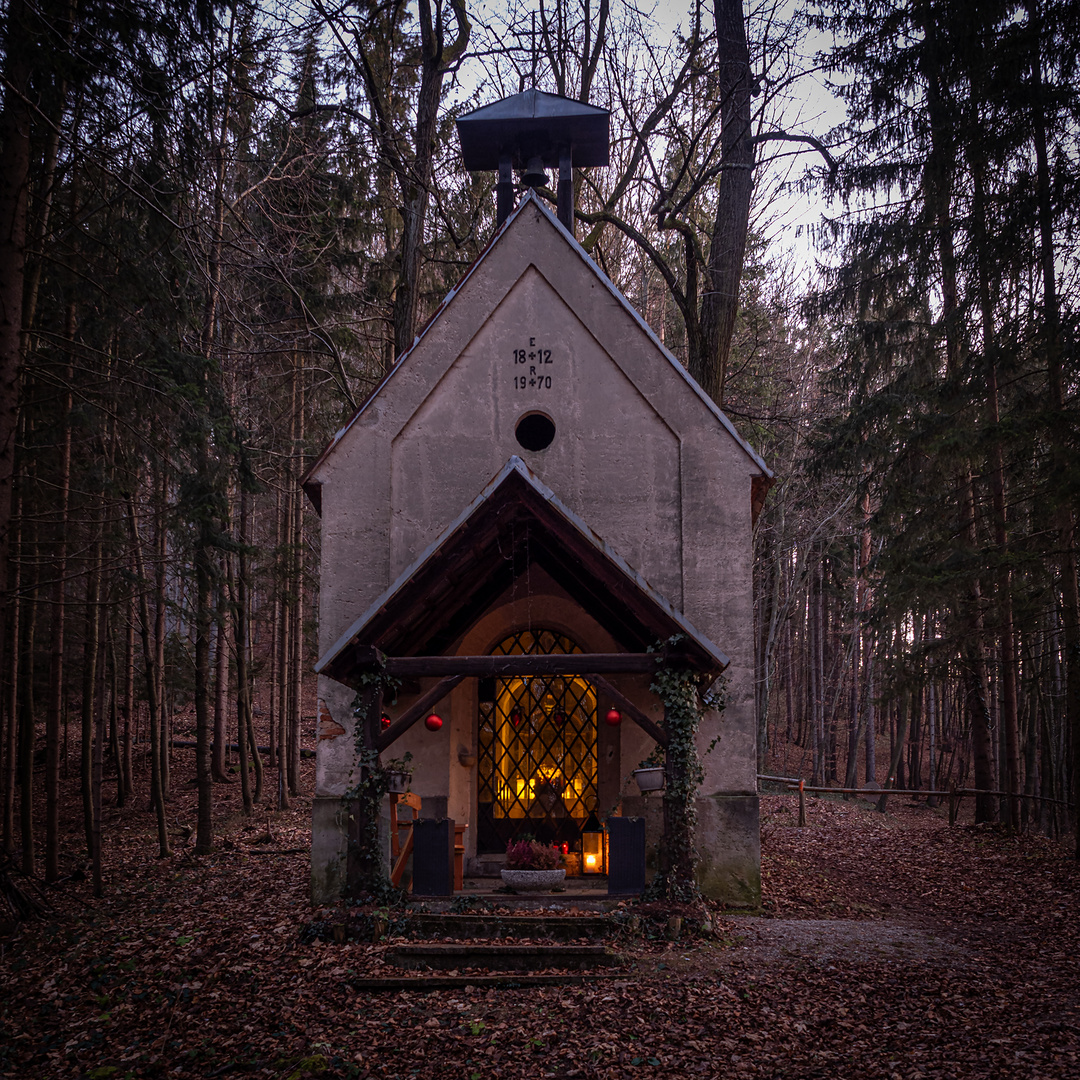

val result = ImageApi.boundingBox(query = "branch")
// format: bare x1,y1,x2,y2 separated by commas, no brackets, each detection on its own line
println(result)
574,206,690,312
753,131,837,175
439,0,472,73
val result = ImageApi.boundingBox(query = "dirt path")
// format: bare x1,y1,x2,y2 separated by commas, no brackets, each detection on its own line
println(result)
722,913,965,967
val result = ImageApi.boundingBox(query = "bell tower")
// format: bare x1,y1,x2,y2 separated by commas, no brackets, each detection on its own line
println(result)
455,88,610,234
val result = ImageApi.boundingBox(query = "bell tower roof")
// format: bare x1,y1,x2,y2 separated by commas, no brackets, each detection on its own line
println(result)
456,88,610,172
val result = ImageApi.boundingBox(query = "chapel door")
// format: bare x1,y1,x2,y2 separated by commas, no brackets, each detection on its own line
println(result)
476,629,598,854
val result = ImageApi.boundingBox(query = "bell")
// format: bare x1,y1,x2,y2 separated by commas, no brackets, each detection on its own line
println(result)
522,155,548,188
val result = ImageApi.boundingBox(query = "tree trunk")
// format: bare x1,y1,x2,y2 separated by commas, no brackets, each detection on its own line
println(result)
17,496,39,877
276,481,291,811
81,518,101,857
289,353,305,795
927,675,939,806
966,120,1021,829
0,0,33,710
212,579,230,783
2,503,20,855
234,489,255,814
696,0,753,405
864,651,877,784
914,0,997,820
877,679,909,813
109,633,125,808
194,520,214,855
122,591,135,801
154,466,169,799
91,629,106,896
45,340,73,881
1024,0,1080,857
125,492,170,858
268,492,280,771
390,0,471,359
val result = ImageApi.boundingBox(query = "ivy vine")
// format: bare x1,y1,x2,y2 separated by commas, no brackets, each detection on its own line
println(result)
644,635,727,902
341,669,404,904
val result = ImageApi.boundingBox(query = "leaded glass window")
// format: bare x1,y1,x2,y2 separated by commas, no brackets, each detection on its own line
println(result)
476,629,598,852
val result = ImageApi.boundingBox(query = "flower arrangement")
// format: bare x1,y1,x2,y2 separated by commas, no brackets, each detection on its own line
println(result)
505,837,563,871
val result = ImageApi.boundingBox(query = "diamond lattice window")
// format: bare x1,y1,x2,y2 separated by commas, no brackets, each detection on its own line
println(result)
476,629,598,852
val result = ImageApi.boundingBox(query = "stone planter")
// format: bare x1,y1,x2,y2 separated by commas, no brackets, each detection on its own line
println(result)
387,772,411,795
500,868,566,891
632,767,665,793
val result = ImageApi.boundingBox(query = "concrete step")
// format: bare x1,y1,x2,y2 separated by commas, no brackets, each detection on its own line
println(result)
405,912,620,940
387,943,620,971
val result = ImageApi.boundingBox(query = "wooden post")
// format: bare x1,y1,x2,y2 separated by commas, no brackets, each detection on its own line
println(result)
345,683,384,897
949,785,959,826
798,779,806,828
364,684,383,759
661,708,677,879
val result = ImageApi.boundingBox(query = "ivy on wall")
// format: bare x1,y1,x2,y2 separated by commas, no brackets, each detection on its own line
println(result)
342,670,404,903
646,636,727,901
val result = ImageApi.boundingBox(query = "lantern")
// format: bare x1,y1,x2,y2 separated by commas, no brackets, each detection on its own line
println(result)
581,809,604,874
425,713,443,732
604,707,622,726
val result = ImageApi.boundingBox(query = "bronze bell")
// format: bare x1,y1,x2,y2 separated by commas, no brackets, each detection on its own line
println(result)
522,155,548,188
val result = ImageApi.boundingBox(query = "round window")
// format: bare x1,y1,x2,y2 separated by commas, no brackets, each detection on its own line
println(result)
515,412,556,452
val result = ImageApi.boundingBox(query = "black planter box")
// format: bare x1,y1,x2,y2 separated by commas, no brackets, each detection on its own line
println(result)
606,816,646,896
411,818,455,896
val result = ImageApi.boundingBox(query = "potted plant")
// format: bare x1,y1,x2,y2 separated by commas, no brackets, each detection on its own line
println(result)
383,753,413,794
500,838,566,891
632,746,665,793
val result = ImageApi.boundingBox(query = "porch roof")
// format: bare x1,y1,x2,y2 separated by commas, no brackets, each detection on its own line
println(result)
315,457,730,686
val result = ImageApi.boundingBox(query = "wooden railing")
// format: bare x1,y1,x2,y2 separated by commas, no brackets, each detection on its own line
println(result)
757,774,1073,828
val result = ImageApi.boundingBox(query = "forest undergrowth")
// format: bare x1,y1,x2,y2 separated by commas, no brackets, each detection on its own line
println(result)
1,752,1078,1080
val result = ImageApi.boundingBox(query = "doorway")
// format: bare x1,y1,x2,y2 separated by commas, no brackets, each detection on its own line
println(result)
476,629,598,853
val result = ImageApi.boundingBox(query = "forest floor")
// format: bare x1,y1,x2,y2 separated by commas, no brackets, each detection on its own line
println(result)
2,752,1078,1080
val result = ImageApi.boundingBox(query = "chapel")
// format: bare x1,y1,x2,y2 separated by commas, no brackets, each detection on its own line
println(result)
303,90,771,905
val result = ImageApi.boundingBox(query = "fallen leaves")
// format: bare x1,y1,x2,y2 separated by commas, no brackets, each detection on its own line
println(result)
3,773,1080,1078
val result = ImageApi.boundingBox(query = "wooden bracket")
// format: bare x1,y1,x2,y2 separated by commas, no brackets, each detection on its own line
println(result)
590,674,669,747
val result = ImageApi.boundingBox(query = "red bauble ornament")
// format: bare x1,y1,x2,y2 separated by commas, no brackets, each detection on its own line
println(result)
380,714,392,730
424,713,443,732
604,707,622,726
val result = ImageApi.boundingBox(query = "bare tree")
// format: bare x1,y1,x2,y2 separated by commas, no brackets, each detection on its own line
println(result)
316,0,471,362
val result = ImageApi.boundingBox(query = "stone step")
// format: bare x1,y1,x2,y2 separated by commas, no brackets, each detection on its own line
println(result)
405,912,620,941
387,943,620,971
347,972,625,992
414,893,617,913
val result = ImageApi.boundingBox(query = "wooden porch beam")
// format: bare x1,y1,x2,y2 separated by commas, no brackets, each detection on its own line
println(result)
590,674,669,747
378,653,668,678
376,674,466,753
